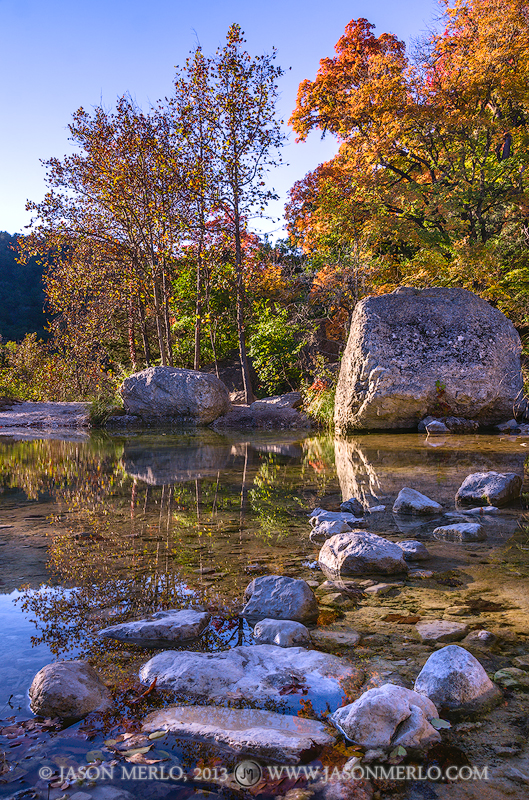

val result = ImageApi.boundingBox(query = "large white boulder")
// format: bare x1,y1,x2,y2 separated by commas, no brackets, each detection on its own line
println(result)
331,684,441,750
414,644,502,717
242,575,318,623
455,471,522,506
139,645,363,715
120,367,231,424
99,609,210,647
29,660,111,722
319,531,408,577
334,287,522,433
142,705,333,763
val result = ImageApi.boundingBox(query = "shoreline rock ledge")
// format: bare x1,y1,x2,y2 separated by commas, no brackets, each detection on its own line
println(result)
334,287,523,433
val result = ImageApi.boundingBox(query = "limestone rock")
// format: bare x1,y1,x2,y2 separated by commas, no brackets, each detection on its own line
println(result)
392,488,442,516
432,522,486,542
426,420,449,434
250,392,303,411
29,660,111,722
340,497,364,516
309,508,360,526
120,366,231,424
414,644,501,717
415,620,469,644
463,630,497,648
142,705,332,764
253,618,311,648
99,609,210,647
319,531,408,577
334,287,522,433
139,645,363,714
444,417,479,434
310,519,352,544
241,575,318,623
364,582,401,596
311,629,361,648
331,684,440,750
456,471,522,506
396,540,430,560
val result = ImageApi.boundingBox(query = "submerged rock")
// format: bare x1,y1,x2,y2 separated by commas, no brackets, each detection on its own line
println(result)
392,488,443,515
241,575,318,623
311,629,361,648
29,660,111,722
120,366,231,424
253,618,311,648
456,471,522,506
415,620,469,644
426,420,449,434
414,644,502,718
142,705,333,764
331,684,440,751
396,540,430,560
432,522,486,542
319,531,408,577
333,287,522,433
99,609,210,647
139,645,363,714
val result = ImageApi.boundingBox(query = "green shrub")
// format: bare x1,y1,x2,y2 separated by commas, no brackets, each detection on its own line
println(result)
248,304,306,396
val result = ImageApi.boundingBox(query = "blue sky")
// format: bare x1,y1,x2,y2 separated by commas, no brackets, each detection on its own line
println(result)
0,0,439,238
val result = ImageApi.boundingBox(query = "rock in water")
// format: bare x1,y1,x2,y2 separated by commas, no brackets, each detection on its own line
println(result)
99,609,210,647
242,575,318,623
319,531,408,576
139,645,363,714
432,522,486,542
331,684,441,750
29,660,111,722
334,287,522,433
253,618,311,647
120,366,231,424
414,644,502,718
455,471,522,506
393,488,443,515
396,540,430,560
415,620,469,644
142,705,333,763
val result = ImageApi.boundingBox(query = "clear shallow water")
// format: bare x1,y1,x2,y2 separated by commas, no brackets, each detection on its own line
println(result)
1,430,529,796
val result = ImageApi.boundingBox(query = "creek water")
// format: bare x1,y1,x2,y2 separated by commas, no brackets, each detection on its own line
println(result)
1,429,529,798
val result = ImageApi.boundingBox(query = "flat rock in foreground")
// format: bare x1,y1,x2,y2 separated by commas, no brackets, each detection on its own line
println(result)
139,645,363,714
456,471,522,506
142,705,334,763
99,609,210,647
334,287,522,433
319,531,408,577
120,367,231,424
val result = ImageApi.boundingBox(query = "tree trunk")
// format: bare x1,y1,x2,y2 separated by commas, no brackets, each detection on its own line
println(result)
137,293,151,366
127,295,137,371
152,277,167,365
161,262,174,366
234,207,254,404
194,243,203,370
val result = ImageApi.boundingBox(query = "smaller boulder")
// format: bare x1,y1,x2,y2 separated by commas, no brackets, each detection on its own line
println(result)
461,506,498,516
29,660,111,722
340,497,364,516
396,540,430,561
463,629,497,648
331,684,440,751
393,488,443,516
319,531,408,577
426,420,449,434
253,618,311,648
415,620,469,644
250,392,303,411
433,523,486,542
310,508,360,526
414,644,501,718
242,575,318,623
444,417,479,434
99,609,210,647
456,471,522,506
310,519,352,544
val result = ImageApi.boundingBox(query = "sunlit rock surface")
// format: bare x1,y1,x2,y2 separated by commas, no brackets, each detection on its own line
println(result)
334,287,522,433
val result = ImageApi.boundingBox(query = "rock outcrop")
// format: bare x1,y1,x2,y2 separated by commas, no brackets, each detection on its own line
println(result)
120,367,231,424
99,609,210,647
334,287,522,433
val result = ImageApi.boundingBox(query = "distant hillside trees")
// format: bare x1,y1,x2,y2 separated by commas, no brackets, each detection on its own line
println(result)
0,232,47,342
